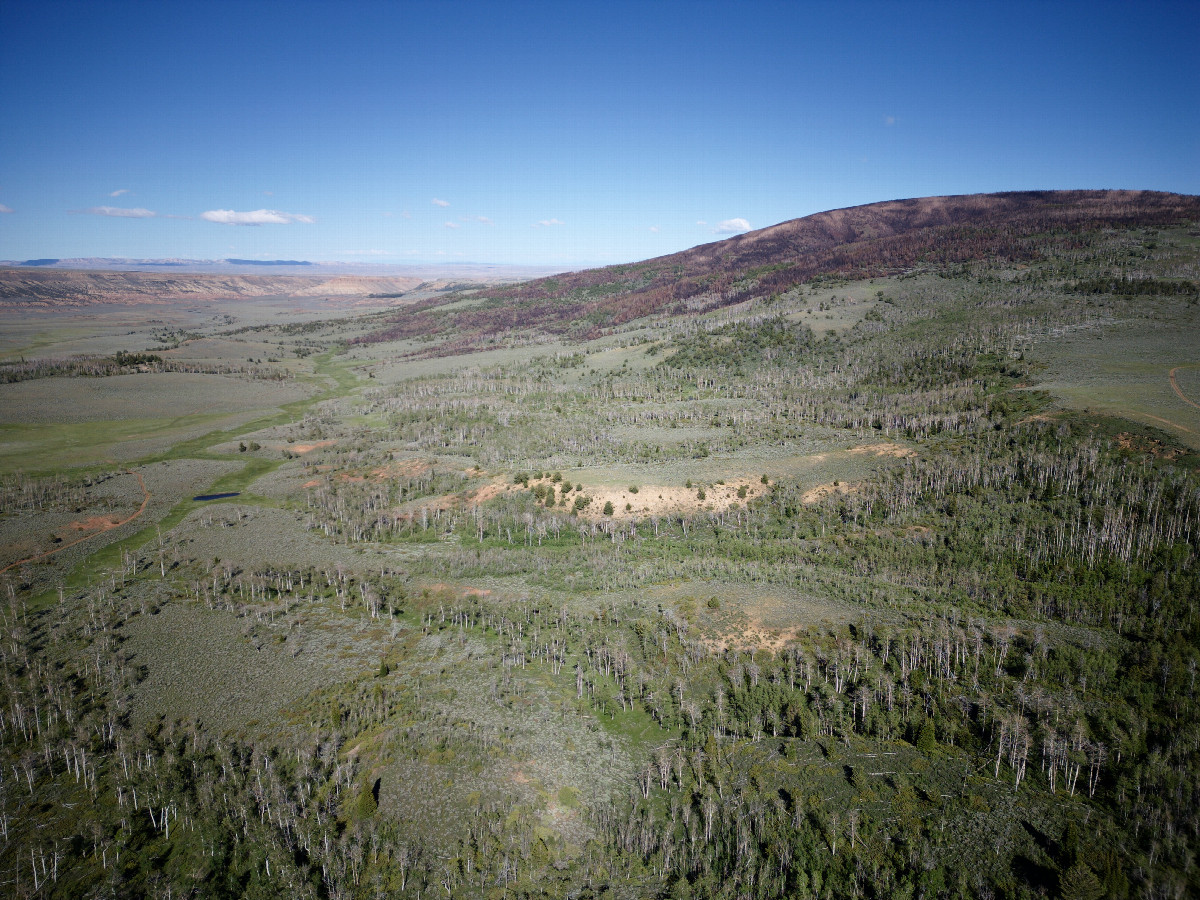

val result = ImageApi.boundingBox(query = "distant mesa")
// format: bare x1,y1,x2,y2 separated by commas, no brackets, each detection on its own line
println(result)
21,259,60,266
225,258,312,266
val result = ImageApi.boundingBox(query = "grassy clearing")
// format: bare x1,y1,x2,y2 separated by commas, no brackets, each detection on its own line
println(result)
123,599,336,735
0,412,262,473
0,372,309,425
1028,299,1200,448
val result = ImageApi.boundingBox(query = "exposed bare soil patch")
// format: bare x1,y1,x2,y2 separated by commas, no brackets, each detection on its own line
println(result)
1115,432,1186,460
801,481,860,504
66,514,122,531
0,469,150,574
277,440,335,454
848,442,915,458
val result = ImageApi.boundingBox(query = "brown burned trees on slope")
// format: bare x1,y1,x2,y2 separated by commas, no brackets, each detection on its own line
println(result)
354,190,1200,352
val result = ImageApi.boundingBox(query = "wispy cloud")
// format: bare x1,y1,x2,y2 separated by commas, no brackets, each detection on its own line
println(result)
443,221,460,228
884,115,897,126
0,204,12,214
473,215,494,225
532,218,564,227
200,209,314,225
74,206,157,218
432,198,450,207
714,217,751,234
649,226,660,233
696,220,708,226
109,188,130,197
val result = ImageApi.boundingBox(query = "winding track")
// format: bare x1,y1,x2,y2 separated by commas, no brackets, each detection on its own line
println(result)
1169,364,1200,411
0,470,151,574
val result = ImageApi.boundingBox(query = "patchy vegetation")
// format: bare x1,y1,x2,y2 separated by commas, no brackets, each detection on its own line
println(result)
2,193,1200,898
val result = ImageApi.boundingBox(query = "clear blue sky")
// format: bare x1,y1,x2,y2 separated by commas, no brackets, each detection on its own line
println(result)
1,0,1196,267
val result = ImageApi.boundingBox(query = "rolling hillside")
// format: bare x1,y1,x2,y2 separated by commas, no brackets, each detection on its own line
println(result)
358,190,1200,347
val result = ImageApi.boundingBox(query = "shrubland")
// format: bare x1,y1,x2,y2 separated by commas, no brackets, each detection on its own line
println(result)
1,196,1199,898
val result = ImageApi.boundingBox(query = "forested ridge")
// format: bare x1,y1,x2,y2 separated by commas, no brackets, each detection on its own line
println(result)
2,207,1199,898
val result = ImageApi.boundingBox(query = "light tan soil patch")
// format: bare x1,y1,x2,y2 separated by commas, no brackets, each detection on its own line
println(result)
67,515,121,531
575,478,764,519
282,440,335,454
1,469,150,574
1115,432,1185,460
801,481,859,504
848,442,915,458
468,478,512,503
359,458,437,480
705,625,804,654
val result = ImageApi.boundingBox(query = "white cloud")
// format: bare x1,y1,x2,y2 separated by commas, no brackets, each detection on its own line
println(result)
884,115,896,126
649,226,660,233
475,215,494,225
432,198,450,207
696,220,707,226
714,217,752,234
443,221,460,228
0,204,12,214
109,188,130,197
200,209,314,226
76,206,157,218
533,218,564,227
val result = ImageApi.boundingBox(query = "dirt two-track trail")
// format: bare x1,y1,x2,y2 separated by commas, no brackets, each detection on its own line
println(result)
0,469,151,574
1169,364,1200,411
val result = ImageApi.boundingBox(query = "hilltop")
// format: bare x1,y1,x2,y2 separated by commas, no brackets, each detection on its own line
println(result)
357,189,1200,347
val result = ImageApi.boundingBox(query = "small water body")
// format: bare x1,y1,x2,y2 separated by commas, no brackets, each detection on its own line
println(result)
192,492,241,501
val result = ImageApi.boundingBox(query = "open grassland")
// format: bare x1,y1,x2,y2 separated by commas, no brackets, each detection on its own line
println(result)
123,599,341,735
1028,304,1200,448
0,372,310,424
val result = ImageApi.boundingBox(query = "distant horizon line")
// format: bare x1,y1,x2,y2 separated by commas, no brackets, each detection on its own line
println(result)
0,256,582,272
3,256,571,266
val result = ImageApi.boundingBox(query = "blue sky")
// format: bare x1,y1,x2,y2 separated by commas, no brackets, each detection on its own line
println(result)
1,0,1196,267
